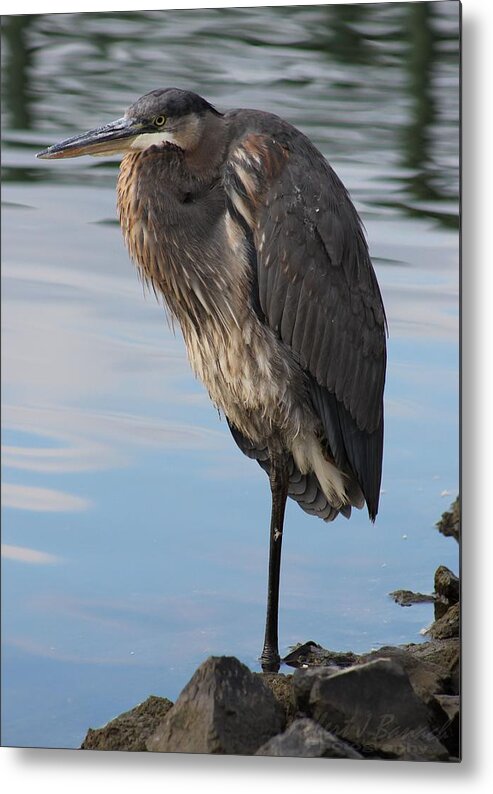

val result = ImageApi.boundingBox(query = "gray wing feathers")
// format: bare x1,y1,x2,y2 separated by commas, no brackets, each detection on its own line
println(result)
257,161,386,434
224,117,386,519
227,421,346,522
254,135,386,518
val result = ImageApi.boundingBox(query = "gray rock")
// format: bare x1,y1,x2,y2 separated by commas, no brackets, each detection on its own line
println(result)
146,656,284,755
448,655,460,696
430,695,460,758
436,496,460,543
434,566,460,619
256,717,363,759
309,658,449,760
404,638,460,695
359,645,448,705
257,672,297,724
427,603,460,639
292,665,341,713
389,590,435,607
434,694,459,720
404,638,459,671
81,695,173,751
283,641,359,669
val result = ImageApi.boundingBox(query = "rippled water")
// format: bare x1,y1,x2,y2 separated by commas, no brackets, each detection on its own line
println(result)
1,2,460,749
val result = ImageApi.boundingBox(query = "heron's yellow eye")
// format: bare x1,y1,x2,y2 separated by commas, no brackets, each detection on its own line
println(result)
154,115,166,128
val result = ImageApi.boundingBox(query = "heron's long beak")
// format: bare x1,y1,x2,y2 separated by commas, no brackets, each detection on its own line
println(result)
36,117,142,159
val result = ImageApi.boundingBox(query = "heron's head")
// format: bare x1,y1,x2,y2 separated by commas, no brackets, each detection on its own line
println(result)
36,88,223,160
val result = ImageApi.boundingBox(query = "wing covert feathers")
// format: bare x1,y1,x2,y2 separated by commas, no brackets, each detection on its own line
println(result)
224,116,387,519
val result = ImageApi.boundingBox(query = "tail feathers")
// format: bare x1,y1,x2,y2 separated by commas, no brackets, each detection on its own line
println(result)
284,464,342,521
227,421,352,522
309,380,383,521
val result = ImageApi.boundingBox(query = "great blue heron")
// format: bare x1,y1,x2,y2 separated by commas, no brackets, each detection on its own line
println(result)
37,88,387,673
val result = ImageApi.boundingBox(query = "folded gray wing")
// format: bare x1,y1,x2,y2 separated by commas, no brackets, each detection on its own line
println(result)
256,145,386,435
224,121,387,518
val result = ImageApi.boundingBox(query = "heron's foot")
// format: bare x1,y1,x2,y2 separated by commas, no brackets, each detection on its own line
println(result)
260,645,280,673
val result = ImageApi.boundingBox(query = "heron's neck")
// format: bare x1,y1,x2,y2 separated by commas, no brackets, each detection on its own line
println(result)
183,113,228,178
117,146,227,311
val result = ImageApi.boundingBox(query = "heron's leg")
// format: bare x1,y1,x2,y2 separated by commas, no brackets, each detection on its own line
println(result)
260,446,289,673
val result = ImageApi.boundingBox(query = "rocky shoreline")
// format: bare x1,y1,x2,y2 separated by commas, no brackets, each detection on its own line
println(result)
81,499,460,761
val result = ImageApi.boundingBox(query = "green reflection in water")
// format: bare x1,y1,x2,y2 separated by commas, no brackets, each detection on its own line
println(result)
2,15,37,131
378,2,459,229
1,4,459,234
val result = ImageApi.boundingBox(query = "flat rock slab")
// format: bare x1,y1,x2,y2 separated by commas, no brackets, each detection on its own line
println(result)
404,638,459,671
389,589,435,607
256,718,363,759
81,695,173,751
405,638,460,695
147,656,284,755
283,641,359,669
359,645,448,706
308,658,449,760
